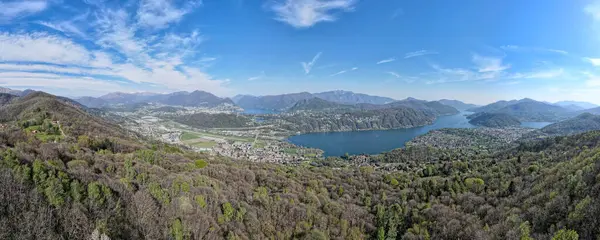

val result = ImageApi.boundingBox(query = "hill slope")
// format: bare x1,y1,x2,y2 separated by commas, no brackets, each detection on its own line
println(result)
468,112,521,127
541,113,600,135
3,91,600,239
313,90,395,105
288,97,355,112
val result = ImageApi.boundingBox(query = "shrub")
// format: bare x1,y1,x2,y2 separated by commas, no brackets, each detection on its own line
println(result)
194,159,208,169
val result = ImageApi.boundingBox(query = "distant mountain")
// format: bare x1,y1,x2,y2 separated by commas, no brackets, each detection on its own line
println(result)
541,113,600,136
0,87,22,96
468,99,520,112
468,112,521,128
75,96,109,108
232,94,252,103
234,91,396,110
438,99,479,111
313,90,395,105
380,98,459,116
492,100,570,121
583,107,600,115
559,104,585,112
235,92,314,110
160,90,234,107
470,98,571,121
289,97,354,112
554,101,598,110
76,90,233,108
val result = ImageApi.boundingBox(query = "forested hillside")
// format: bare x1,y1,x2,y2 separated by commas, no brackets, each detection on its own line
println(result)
468,112,521,127
1,92,600,240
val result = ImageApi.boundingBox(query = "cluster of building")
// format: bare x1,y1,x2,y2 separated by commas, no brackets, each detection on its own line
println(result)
212,141,322,164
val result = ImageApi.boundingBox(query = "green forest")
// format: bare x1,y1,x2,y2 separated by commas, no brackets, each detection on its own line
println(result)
1,93,598,240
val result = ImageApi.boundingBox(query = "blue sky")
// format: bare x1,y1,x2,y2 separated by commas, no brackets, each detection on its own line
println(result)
1,0,600,104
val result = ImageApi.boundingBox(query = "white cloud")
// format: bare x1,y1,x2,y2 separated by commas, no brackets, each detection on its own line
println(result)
585,1,600,21
404,50,438,59
330,66,357,76
269,0,356,28
0,0,48,23
301,52,322,74
471,54,510,72
136,0,201,29
0,1,231,97
248,71,265,81
584,57,600,66
500,45,568,55
0,32,91,64
376,58,396,64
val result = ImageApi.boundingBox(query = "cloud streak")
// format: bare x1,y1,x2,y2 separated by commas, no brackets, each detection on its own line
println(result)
301,52,322,74
268,0,356,28
471,54,510,73
248,71,265,81
500,45,568,55
0,0,48,23
404,50,438,59
330,67,357,76
376,58,396,64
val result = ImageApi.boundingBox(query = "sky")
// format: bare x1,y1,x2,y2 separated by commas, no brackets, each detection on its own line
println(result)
0,0,600,105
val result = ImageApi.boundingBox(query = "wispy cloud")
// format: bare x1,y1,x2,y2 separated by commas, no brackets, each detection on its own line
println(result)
583,72,600,87
268,0,356,28
404,50,438,59
390,8,403,20
376,58,396,64
510,69,564,79
386,71,400,78
0,0,48,23
500,45,568,55
330,67,357,76
471,54,510,72
301,52,322,74
36,11,90,39
136,0,201,29
248,71,266,81
385,71,416,83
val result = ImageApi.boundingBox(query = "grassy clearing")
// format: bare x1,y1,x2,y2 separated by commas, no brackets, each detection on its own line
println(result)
181,132,201,141
283,148,298,154
253,141,266,148
191,141,217,148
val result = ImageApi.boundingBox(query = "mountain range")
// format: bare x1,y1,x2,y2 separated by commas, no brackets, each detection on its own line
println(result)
438,99,479,111
75,91,234,108
554,101,599,110
233,90,395,110
289,96,461,117
468,98,599,122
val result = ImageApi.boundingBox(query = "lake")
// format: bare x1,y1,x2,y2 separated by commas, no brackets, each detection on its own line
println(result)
241,108,279,115
288,112,553,157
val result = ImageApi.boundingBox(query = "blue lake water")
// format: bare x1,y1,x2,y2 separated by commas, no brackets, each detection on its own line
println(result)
241,108,279,115
520,121,553,129
288,112,552,157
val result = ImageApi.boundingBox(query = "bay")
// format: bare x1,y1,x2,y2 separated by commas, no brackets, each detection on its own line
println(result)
288,112,552,157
